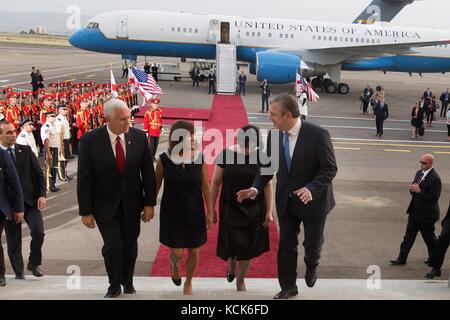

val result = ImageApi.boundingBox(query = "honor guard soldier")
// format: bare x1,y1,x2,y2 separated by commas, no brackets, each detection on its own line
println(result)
16,119,39,158
76,94,91,141
40,112,60,192
39,94,55,125
55,105,71,181
5,92,20,130
144,97,163,161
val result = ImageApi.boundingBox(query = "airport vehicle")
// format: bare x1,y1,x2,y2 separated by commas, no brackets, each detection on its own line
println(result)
69,1,450,94
156,63,182,81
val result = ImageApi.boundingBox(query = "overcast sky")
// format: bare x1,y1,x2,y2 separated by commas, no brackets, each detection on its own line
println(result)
2,0,450,28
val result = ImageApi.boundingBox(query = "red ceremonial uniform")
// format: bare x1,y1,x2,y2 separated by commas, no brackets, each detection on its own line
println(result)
144,107,162,137
76,109,90,140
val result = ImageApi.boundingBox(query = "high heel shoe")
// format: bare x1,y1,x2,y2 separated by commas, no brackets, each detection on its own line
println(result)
226,271,235,283
170,262,182,286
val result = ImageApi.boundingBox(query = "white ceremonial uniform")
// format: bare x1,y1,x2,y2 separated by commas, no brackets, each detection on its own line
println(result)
41,122,60,148
16,129,39,157
55,114,71,140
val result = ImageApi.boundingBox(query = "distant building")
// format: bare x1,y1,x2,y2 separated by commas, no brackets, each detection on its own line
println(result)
33,26,47,35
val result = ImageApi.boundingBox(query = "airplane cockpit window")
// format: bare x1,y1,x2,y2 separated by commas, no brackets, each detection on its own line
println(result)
86,22,99,29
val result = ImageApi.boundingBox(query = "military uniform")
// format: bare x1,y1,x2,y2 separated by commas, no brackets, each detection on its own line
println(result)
16,130,39,158
144,98,163,160
40,114,59,191
56,110,71,180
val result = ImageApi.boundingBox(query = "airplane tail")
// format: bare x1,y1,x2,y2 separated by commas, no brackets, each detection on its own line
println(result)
353,0,420,24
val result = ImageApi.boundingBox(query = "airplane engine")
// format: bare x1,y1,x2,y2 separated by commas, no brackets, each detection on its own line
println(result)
255,51,300,84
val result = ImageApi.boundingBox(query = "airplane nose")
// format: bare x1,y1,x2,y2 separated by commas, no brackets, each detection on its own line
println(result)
68,29,85,49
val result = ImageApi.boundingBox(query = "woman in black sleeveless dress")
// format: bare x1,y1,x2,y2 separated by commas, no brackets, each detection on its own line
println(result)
210,125,273,291
155,121,214,295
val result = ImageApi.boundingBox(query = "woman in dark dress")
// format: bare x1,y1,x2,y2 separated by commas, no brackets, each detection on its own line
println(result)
411,101,424,139
155,121,214,295
210,125,273,292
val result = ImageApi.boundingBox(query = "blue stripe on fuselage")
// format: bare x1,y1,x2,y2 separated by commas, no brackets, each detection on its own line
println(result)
69,28,450,74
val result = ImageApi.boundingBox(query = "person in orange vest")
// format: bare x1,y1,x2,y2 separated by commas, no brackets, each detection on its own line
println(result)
144,97,163,161
5,92,21,130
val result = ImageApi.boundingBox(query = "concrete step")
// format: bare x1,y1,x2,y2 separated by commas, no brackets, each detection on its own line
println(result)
0,276,449,300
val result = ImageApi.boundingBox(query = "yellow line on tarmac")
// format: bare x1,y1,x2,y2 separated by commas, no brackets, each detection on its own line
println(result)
434,151,450,155
334,147,361,151
334,142,450,149
384,149,411,153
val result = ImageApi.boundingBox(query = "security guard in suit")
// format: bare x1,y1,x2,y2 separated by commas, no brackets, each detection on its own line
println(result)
40,112,60,192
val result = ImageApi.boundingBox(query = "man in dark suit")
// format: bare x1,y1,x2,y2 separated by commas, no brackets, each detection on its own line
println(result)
260,79,271,113
391,154,441,265
0,145,24,286
425,202,450,279
77,99,156,298
361,84,373,114
208,71,216,94
373,98,389,137
0,120,46,279
237,93,338,299
423,88,433,109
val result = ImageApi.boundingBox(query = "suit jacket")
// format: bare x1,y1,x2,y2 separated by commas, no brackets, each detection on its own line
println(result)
407,168,441,224
77,126,156,223
14,144,46,207
253,121,338,221
0,148,24,220
374,102,389,120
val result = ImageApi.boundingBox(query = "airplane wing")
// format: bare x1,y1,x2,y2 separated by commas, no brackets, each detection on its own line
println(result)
280,39,450,66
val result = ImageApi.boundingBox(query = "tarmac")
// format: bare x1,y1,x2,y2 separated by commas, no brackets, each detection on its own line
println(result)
0,43,449,300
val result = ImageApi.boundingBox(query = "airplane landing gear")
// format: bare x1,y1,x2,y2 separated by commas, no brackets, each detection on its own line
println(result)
311,76,350,95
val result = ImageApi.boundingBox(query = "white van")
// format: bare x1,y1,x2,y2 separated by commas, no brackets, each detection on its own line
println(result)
156,63,182,81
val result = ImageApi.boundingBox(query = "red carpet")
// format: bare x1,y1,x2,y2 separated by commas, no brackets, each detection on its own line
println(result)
134,106,210,125
150,95,279,278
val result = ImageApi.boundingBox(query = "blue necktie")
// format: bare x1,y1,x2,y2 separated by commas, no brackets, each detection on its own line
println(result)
7,148,16,167
283,132,291,172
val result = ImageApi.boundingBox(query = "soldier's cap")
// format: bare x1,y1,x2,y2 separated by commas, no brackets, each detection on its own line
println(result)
42,94,53,101
45,111,56,117
19,118,34,127
21,91,32,97
6,92,20,99
48,82,57,88
1,87,13,95
151,98,160,104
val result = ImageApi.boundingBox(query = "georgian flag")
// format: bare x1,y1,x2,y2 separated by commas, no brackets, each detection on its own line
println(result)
111,69,118,99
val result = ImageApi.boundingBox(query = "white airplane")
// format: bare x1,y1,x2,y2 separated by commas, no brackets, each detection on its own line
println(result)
69,7,450,94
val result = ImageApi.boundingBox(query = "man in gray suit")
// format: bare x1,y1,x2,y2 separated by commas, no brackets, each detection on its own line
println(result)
0,144,25,286
237,93,338,299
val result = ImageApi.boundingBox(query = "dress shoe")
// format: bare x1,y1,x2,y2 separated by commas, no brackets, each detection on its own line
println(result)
390,259,406,265
27,265,44,277
15,273,25,280
122,284,136,294
226,271,235,283
273,289,299,300
170,262,182,286
425,268,441,279
104,288,121,298
0,276,5,286
305,267,318,288
424,258,430,265
49,187,59,192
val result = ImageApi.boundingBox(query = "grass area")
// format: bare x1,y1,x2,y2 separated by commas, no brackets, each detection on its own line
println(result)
0,32,70,47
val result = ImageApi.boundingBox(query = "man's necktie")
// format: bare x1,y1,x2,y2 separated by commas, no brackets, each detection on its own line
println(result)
7,148,17,167
115,136,125,175
418,172,425,184
283,132,291,172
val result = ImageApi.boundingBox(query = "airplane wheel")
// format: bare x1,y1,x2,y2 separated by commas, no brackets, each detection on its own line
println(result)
323,78,333,87
338,83,350,95
325,82,337,94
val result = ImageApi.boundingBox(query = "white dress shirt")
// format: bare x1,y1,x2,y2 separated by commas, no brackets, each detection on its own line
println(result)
420,168,432,183
107,125,126,159
285,118,302,160
16,130,39,158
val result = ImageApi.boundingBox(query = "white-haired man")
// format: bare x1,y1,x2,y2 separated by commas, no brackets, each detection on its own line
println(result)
77,99,156,298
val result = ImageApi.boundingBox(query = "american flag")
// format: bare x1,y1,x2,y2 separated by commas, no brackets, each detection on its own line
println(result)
129,66,164,105
296,73,319,102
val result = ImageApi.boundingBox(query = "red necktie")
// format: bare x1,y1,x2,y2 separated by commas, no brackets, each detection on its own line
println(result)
115,136,125,175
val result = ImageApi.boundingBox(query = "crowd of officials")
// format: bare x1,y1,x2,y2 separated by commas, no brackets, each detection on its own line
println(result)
360,84,450,141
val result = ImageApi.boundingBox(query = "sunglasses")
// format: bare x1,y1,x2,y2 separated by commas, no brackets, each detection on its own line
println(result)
420,161,428,165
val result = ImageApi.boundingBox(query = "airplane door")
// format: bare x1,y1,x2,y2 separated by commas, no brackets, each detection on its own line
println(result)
220,22,230,44
117,15,129,39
